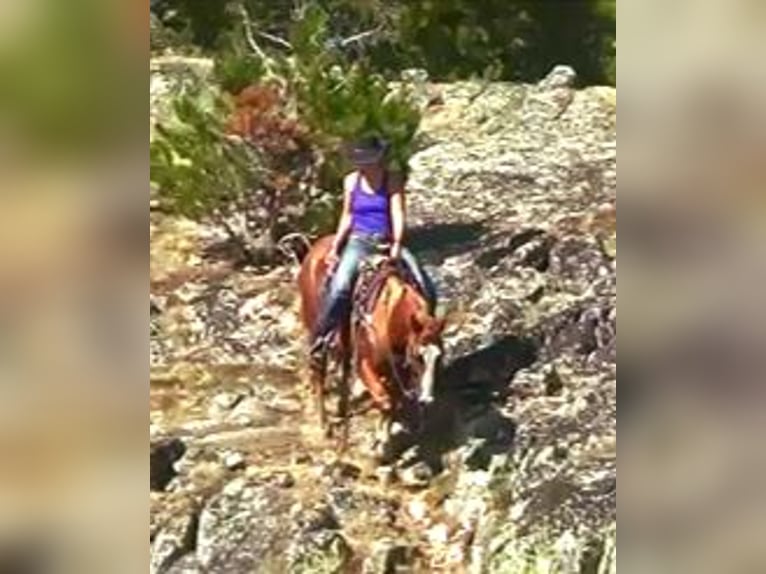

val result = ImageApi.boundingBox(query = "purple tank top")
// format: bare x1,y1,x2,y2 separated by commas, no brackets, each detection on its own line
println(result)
350,172,391,238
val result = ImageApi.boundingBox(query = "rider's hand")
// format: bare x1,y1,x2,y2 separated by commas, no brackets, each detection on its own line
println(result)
389,243,402,260
325,249,340,268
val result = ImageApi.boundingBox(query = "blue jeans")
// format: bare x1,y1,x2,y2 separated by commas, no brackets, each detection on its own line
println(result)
313,233,437,341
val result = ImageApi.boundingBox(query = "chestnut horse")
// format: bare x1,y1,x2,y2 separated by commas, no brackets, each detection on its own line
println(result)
297,235,445,454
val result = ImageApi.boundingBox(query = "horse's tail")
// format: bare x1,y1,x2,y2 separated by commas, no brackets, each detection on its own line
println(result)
277,232,312,266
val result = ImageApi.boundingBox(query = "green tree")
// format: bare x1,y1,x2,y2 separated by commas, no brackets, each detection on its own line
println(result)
151,0,616,84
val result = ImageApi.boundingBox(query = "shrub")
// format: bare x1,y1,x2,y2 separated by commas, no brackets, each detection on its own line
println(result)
150,83,318,265
151,3,422,266
214,48,267,94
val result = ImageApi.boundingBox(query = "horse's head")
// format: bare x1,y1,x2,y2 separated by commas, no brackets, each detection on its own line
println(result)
405,311,447,407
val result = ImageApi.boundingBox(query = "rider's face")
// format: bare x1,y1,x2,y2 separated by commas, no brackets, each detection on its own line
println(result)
357,161,384,179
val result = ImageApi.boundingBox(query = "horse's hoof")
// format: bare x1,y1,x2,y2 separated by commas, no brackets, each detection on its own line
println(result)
399,462,433,488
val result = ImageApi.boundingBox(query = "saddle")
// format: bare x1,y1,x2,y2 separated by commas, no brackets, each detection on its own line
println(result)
351,256,422,328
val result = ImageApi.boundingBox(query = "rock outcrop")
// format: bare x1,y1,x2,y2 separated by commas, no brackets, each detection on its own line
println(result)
150,64,616,573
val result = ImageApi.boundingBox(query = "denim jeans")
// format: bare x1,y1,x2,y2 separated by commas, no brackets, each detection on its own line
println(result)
313,233,437,341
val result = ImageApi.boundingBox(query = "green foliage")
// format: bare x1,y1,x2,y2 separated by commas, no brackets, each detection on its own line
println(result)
150,3,423,258
286,5,421,178
150,90,259,222
219,3,421,189
370,0,616,85
151,0,615,85
214,48,267,94
370,0,513,81
151,77,333,264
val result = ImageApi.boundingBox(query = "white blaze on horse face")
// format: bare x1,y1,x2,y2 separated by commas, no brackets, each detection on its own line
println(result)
419,344,441,404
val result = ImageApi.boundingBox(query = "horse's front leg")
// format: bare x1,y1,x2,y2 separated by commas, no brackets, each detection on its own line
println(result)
309,356,329,437
358,360,393,461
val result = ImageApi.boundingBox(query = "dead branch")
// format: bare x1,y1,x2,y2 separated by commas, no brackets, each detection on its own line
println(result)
257,30,293,50
339,26,383,47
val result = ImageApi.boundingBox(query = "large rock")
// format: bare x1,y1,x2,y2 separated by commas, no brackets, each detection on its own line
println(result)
408,69,616,230
196,479,351,573
196,480,293,571
402,66,616,571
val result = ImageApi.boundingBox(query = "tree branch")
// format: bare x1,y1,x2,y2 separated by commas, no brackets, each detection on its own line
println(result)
237,4,266,60
339,26,383,47
257,30,293,50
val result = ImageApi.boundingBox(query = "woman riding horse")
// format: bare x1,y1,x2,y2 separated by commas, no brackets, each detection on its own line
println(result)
310,137,437,359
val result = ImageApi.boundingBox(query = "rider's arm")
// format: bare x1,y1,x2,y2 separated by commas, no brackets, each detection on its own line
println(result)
331,174,354,255
389,174,406,259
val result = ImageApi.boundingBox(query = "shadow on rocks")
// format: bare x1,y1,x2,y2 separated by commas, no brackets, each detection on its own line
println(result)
441,335,538,400
201,235,285,270
475,228,554,272
406,335,539,473
407,221,489,263
151,438,187,492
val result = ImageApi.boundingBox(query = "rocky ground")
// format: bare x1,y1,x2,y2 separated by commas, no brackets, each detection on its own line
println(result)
150,64,616,573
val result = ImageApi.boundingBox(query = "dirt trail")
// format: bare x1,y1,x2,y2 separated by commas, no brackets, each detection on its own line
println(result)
151,353,467,570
